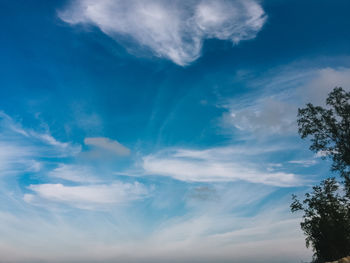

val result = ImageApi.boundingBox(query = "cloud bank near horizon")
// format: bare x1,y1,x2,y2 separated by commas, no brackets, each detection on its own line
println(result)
59,0,266,65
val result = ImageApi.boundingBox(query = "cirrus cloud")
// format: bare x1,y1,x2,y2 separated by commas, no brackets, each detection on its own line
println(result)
59,0,266,65
25,182,149,209
142,146,303,187
0,112,81,176
222,66,350,137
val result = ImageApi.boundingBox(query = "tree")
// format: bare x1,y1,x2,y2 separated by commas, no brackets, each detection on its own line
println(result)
297,87,350,195
291,87,350,262
291,178,350,262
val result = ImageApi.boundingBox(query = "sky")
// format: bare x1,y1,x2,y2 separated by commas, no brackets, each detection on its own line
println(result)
0,0,350,262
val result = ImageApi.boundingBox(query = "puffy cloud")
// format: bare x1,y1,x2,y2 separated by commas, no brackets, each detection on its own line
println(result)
143,146,302,187
59,0,266,65
84,137,130,157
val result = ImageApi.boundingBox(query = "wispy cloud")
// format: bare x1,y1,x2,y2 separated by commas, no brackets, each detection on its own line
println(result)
225,98,297,135
288,160,317,167
142,146,303,186
0,112,80,176
59,0,266,65
48,164,101,183
222,66,350,137
0,183,310,263
302,67,350,105
0,112,309,260
143,200,309,263
0,112,148,210
25,182,149,209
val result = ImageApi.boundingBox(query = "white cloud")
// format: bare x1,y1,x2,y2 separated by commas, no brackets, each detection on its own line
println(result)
26,182,149,209
0,198,311,263
315,150,332,158
222,66,350,136
144,204,309,263
143,147,302,187
0,142,37,176
225,98,297,135
173,145,288,160
49,164,100,183
0,112,146,211
59,0,266,65
84,137,130,157
302,67,350,105
288,160,317,167
0,180,311,263
0,112,80,176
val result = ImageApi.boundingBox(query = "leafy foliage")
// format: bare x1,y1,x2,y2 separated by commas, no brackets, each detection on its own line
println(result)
292,87,350,262
297,87,350,194
291,178,350,262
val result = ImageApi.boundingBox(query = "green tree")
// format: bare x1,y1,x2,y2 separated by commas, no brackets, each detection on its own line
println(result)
292,87,350,262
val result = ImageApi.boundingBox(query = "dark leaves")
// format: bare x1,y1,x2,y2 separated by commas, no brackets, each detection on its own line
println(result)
298,87,350,184
291,178,350,262
293,87,350,262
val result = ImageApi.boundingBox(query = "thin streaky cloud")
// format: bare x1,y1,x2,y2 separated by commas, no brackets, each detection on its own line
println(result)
25,182,149,209
0,112,80,176
48,164,101,183
221,67,350,137
288,160,317,167
142,147,303,186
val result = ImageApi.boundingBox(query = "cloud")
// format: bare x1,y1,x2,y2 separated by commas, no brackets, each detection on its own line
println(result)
173,145,287,159
142,147,302,187
0,194,311,263
0,112,80,176
49,164,101,183
288,160,317,167
0,112,147,211
222,66,350,137
225,98,297,135
143,204,309,263
59,0,266,65
302,67,350,105
0,178,311,263
84,137,130,157
25,181,149,209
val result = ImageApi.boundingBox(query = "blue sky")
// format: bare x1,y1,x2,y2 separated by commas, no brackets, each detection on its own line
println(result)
0,0,350,262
